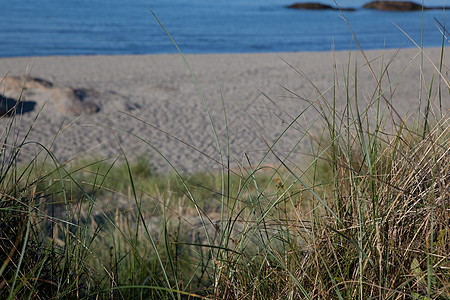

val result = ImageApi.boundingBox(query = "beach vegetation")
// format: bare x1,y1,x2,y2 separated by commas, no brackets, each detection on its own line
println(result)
1,4,449,299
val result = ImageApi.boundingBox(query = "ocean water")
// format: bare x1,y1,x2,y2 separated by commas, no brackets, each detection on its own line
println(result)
1,0,448,57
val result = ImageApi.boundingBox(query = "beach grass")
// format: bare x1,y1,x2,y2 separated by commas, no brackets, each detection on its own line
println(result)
1,6,450,300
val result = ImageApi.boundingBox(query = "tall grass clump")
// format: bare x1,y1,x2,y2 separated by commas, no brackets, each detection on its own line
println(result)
207,53,449,297
286,70,449,298
0,90,123,298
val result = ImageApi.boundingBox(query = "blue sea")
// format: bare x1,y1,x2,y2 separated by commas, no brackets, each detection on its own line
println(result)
1,0,448,57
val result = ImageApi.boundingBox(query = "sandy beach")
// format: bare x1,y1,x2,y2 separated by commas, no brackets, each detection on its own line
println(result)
1,48,449,172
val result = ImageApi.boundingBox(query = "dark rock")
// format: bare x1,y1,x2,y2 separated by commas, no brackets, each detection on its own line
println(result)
287,3,334,9
287,2,355,11
363,1,449,11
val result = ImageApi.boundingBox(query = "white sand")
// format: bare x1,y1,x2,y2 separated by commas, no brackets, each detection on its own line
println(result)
1,48,449,172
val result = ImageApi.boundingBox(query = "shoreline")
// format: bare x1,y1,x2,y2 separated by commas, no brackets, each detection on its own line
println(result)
0,44,438,59
1,48,449,172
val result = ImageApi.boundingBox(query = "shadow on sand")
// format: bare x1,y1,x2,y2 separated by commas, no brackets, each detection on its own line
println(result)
1,94,36,116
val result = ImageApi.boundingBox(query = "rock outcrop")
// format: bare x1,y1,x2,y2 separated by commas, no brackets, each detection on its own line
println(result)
363,1,449,11
287,1,448,12
287,2,355,11
51,87,100,115
0,76,99,116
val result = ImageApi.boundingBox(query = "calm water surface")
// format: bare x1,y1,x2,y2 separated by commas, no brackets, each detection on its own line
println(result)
1,0,448,57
